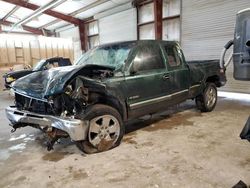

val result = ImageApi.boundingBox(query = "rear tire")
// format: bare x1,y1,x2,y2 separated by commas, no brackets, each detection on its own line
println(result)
195,83,217,112
75,104,124,154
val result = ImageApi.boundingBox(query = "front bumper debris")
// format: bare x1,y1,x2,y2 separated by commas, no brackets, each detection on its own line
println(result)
5,106,88,141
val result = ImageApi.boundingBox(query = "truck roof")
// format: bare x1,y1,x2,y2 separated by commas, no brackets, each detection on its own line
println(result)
98,40,179,48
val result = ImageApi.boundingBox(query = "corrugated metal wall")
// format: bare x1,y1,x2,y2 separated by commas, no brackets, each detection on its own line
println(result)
59,26,81,61
181,0,250,93
99,8,137,44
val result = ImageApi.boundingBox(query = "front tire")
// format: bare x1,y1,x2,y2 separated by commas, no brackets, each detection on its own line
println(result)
195,83,217,112
75,104,124,154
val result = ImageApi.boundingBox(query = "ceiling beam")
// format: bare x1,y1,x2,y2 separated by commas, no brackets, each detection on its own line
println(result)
133,0,153,7
1,0,81,25
9,0,66,31
38,0,110,30
71,0,110,17
2,5,19,21
39,19,61,30
1,0,87,51
0,20,54,35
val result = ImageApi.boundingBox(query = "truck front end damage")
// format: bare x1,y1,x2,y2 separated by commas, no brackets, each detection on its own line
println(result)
5,85,90,150
5,64,113,150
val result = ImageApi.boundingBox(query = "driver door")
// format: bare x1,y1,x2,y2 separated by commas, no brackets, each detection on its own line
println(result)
125,42,169,119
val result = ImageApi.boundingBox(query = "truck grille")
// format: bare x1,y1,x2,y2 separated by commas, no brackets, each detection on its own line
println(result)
15,93,54,115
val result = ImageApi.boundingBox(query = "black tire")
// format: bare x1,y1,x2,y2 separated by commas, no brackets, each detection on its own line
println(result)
75,104,124,154
195,83,217,112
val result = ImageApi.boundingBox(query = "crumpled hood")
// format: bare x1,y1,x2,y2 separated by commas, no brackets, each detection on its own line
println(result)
12,65,84,99
12,64,114,100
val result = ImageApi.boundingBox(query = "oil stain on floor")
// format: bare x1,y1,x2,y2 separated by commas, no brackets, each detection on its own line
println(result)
141,111,201,132
42,152,70,162
123,136,137,145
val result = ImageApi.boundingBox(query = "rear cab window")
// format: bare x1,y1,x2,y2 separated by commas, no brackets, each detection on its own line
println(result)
163,42,184,70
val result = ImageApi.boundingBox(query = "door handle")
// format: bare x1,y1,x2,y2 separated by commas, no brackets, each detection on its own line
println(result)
162,74,170,80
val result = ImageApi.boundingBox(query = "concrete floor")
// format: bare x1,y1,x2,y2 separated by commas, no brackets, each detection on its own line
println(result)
0,91,249,188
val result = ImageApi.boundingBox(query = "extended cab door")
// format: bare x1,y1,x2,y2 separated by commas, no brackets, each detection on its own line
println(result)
125,42,169,118
161,42,190,104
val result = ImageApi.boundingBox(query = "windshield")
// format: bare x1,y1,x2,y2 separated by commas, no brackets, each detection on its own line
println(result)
33,59,46,71
74,42,135,70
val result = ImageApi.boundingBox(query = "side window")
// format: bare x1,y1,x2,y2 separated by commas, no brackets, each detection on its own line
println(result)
164,45,181,67
46,61,59,69
131,44,165,73
53,62,59,67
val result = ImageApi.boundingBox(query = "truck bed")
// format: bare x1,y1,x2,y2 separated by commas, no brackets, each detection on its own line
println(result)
187,59,220,66
187,59,220,73
186,59,224,87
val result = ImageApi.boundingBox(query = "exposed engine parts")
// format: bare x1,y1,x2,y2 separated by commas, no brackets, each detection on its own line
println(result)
15,70,109,118
12,68,112,150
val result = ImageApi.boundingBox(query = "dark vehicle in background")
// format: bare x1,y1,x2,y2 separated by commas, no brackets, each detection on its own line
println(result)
3,57,71,89
5,40,226,154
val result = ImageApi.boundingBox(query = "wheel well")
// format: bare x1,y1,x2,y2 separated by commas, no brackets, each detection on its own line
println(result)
206,75,220,87
89,92,127,121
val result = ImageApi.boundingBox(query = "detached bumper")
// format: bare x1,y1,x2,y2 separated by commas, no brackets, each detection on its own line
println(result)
5,106,88,141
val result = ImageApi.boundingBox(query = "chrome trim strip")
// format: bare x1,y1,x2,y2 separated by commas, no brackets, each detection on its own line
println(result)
171,89,189,97
129,89,188,109
190,84,200,89
130,95,171,109
125,72,166,80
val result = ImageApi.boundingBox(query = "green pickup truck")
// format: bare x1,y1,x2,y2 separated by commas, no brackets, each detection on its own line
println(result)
6,40,226,153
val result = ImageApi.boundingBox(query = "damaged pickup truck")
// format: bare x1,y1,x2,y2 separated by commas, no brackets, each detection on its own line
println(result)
6,40,226,153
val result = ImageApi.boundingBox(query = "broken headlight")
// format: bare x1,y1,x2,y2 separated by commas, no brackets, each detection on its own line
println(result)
6,76,16,83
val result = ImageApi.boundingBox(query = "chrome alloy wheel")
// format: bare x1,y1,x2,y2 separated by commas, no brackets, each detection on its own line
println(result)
88,115,120,147
206,87,216,108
